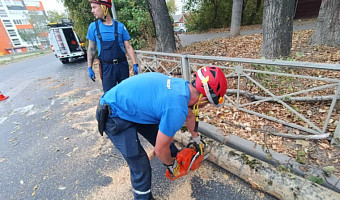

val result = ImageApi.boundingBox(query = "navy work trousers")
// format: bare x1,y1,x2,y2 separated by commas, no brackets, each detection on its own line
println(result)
101,61,129,92
99,115,179,200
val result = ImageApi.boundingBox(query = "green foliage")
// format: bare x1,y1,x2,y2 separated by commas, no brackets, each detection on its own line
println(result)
63,0,93,44
185,0,233,32
322,166,335,177
46,11,68,23
62,0,154,49
184,0,264,32
242,0,263,25
20,11,48,46
308,175,324,185
166,0,178,17
115,0,154,49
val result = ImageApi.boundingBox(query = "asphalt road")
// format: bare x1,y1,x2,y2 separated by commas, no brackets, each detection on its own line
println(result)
0,54,278,200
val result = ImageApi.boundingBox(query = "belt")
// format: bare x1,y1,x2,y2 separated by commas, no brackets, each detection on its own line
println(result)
101,57,127,65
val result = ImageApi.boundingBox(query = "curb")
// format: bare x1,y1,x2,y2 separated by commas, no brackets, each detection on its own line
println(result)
174,130,340,200
0,50,52,66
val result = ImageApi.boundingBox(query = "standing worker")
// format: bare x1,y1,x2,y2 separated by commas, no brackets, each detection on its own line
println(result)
96,66,228,199
87,0,139,92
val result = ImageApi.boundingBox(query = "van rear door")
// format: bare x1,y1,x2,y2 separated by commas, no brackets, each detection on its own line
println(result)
62,28,81,53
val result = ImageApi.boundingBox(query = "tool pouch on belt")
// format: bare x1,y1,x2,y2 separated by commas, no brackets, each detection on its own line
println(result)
96,103,111,136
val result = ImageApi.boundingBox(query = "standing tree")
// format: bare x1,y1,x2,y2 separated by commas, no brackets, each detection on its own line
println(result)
261,0,295,59
309,0,340,47
46,11,68,23
166,0,178,17
147,0,176,52
230,0,243,37
18,29,38,48
19,11,48,49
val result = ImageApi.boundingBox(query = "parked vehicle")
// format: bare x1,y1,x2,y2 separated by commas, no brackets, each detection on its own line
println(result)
48,19,86,64
173,26,187,34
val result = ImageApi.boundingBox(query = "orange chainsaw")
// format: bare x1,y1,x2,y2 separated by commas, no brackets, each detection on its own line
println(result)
166,142,208,180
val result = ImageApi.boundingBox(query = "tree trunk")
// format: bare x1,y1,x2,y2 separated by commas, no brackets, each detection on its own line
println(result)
309,0,340,47
261,0,295,59
146,0,176,53
230,0,243,37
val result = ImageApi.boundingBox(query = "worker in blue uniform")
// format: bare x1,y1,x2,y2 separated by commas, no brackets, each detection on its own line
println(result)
96,67,228,199
87,0,138,92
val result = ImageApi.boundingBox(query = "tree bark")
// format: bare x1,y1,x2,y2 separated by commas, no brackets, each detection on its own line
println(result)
174,130,340,199
146,0,176,53
230,0,243,37
261,0,295,59
309,0,340,47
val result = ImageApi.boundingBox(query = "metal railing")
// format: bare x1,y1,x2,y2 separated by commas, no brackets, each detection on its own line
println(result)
135,50,340,145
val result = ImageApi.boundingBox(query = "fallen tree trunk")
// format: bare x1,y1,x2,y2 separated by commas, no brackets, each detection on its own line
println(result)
174,131,340,200
196,121,340,193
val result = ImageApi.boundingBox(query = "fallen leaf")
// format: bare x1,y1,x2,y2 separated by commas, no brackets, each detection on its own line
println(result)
223,174,229,180
319,109,327,113
257,192,265,198
58,186,67,190
32,185,38,196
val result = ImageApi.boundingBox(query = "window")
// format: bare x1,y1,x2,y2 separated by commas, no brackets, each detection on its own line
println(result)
7,30,17,37
2,20,13,27
4,0,24,7
12,39,21,46
0,9,8,17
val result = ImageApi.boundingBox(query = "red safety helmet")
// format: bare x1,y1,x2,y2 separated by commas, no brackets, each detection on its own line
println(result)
89,0,112,8
194,66,227,106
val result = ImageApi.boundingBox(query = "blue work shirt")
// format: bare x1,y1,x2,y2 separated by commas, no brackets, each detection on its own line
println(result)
100,73,191,137
86,20,131,56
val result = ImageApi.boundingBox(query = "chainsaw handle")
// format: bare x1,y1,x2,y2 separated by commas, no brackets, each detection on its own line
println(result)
186,142,199,150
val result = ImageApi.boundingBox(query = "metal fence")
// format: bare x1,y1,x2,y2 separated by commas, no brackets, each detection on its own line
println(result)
135,50,340,146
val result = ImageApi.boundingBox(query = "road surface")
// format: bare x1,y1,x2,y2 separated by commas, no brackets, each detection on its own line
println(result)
0,50,277,200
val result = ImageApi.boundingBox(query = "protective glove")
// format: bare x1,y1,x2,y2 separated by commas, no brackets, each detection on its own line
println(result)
193,135,205,155
88,67,95,82
133,64,139,75
165,159,181,178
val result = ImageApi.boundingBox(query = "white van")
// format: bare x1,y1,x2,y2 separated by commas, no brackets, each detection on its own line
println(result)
48,20,86,64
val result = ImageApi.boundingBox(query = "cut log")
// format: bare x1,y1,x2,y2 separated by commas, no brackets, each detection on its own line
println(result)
196,121,340,193
174,131,340,200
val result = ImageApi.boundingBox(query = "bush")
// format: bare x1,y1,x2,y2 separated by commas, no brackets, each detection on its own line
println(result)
63,0,154,50
184,0,264,32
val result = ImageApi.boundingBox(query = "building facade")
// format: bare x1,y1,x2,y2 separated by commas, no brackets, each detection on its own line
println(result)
0,0,48,55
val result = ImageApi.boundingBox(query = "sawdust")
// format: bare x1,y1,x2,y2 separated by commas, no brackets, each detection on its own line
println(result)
83,165,133,200
163,176,194,200
57,88,81,99
50,82,67,89
72,93,102,106
81,143,158,200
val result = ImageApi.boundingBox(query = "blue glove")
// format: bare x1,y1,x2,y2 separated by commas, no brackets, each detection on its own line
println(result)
88,67,95,82
133,64,139,75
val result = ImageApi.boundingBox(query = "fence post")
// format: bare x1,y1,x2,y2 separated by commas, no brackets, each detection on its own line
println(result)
331,120,340,148
181,54,190,81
